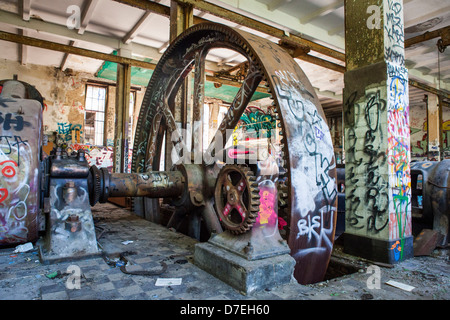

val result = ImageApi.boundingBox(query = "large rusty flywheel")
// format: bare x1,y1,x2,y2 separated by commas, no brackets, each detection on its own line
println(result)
131,23,338,284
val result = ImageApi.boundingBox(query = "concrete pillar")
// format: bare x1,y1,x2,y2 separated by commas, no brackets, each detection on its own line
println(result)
426,94,441,160
343,0,413,263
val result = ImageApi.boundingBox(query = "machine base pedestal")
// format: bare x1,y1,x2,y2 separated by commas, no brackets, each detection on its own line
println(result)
194,241,295,295
38,245,101,265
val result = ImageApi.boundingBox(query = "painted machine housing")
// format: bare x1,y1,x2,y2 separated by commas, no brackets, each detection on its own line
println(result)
0,80,43,245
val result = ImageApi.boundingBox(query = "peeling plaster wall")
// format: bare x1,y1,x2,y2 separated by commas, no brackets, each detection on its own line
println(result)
0,60,87,134
0,61,146,169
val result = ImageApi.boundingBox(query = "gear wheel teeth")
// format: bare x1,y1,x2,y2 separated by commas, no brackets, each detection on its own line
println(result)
88,166,101,206
130,23,292,238
214,164,260,235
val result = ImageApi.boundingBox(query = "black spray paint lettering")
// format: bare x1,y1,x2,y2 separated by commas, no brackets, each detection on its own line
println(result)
345,90,390,234
0,112,31,131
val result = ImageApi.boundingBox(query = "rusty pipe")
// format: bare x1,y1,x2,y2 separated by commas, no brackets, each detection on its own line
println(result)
108,172,185,198
88,166,185,206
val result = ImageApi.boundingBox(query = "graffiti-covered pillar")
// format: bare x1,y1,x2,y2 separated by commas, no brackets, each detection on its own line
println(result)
343,0,413,263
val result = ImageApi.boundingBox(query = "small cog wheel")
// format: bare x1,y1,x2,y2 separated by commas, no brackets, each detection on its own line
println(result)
214,165,260,235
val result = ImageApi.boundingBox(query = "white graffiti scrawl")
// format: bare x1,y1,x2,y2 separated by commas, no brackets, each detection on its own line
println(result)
271,69,337,283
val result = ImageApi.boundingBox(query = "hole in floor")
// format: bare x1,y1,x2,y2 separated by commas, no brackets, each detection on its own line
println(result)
323,255,361,281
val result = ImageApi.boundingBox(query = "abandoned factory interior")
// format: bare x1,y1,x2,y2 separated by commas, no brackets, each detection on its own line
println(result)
0,0,449,304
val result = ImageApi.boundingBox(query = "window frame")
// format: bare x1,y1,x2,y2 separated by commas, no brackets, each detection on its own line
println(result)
84,83,108,146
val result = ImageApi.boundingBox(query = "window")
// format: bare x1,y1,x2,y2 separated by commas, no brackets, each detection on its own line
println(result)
85,84,107,146
128,90,136,147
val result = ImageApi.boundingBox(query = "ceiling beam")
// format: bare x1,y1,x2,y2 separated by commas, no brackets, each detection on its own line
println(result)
405,25,450,48
78,0,100,35
122,0,164,44
62,0,99,71
18,0,32,65
122,10,153,44
278,38,345,73
176,0,345,61
404,6,450,29
300,0,344,24
112,0,347,72
423,64,450,77
112,0,345,62
0,9,162,61
19,0,32,21
266,0,286,12
409,79,450,99
60,40,76,71
0,30,269,93
0,30,156,69
18,29,27,65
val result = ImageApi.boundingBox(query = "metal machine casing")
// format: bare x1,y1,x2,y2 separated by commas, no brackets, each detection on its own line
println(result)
0,80,43,246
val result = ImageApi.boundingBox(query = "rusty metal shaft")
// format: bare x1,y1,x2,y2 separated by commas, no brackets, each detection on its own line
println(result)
109,172,185,198
88,166,185,206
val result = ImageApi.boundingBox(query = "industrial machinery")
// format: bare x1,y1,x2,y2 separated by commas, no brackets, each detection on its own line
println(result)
411,160,450,246
0,23,339,293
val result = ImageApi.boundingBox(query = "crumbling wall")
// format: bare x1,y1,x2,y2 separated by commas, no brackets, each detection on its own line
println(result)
0,61,145,170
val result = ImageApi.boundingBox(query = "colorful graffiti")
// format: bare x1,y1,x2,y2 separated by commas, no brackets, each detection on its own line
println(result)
255,182,278,227
238,106,276,139
57,122,83,143
386,29,411,259
411,120,450,159
0,102,40,245
69,144,114,170
67,143,133,173
344,0,411,260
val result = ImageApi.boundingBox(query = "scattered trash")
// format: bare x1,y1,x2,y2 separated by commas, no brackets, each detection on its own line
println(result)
385,280,415,292
330,292,340,296
361,293,374,300
115,260,126,267
121,240,134,245
45,271,61,279
155,278,182,286
14,242,34,253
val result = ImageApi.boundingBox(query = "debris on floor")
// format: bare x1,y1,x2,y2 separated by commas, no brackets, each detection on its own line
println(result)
0,203,448,301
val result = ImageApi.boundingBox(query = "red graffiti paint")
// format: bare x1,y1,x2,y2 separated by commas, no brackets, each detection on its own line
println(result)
0,188,8,204
0,160,18,178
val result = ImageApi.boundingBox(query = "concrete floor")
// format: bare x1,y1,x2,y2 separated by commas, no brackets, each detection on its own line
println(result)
0,203,448,302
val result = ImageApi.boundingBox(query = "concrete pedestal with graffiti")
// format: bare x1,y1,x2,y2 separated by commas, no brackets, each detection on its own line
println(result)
343,0,413,264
